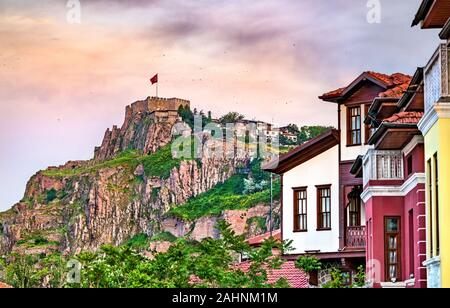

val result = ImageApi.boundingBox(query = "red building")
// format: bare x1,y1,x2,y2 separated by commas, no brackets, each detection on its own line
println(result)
351,69,427,288
320,71,412,255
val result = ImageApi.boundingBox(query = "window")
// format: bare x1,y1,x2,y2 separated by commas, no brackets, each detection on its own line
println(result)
317,185,332,230
348,196,361,227
348,106,361,145
293,188,308,232
434,153,440,256
427,159,433,257
365,104,371,144
385,217,402,281
408,209,415,277
407,155,413,176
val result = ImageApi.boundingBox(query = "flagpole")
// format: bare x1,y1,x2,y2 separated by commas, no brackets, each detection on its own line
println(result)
156,82,158,98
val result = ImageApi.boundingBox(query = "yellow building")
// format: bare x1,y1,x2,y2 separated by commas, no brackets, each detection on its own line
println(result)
413,0,450,288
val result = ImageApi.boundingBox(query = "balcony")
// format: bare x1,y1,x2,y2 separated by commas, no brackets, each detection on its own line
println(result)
362,150,404,186
345,226,366,248
424,44,450,113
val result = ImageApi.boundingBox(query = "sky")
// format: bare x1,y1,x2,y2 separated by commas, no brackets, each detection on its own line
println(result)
0,0,440,211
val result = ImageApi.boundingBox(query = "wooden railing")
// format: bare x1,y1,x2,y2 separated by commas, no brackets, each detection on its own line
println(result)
346,226,366,248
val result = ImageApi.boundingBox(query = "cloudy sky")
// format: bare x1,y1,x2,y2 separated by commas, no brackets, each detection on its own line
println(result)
0,0,440,211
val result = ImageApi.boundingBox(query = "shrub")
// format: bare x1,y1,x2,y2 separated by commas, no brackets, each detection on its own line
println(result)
295,256,322,273
322,268,347,288
126,234,149,250
141,144,182,179
150,232,177,243
33,236,49,246
45,189,58,203
169,174,280,221
353,265,366,287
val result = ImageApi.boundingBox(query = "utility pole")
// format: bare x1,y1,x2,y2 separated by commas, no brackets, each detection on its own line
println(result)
270,173,273,237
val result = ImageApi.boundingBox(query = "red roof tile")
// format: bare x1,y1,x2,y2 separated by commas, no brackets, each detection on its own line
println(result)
320,87,346,100
0,282,12,288
236,261,309,288
320,72,411,100
383,111,424,124
247,230,281,246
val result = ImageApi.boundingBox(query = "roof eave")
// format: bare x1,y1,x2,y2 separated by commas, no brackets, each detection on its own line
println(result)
263,129,339,174
368,123,419,146
364,97,400,125
439,17,450,39
350,155,363,176
412,0,435,27
397,68,424,109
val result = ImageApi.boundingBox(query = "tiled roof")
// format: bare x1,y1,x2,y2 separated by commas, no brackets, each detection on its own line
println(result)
236,261,309,288
320,87,346,100
378,73,412,98
188,259,309,288
320,72,411,100
0,282,12,288
247,230,281,246
383,111,424,124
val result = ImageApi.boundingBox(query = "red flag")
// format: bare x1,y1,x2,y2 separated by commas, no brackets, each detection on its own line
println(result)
150,74,158,85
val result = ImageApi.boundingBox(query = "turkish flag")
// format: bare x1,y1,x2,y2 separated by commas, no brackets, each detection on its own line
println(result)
150,74,158,85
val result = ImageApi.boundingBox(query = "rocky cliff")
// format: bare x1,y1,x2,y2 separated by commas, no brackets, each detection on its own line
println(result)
0,97,279,255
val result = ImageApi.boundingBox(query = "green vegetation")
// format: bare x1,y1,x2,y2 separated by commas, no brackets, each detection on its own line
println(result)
150,232,177,243
321,265,366,288
169,159,280,221
16,234,59,249
125,232,177,251
280,125,335,146
151,187,160,201
247,217,267,233
295,256,322,273
178,105,212,129
41,150,141,178
353,265,366,288
1,253,67,288
140,143,182,179
126,233,150,250
45,189,58,203
41,143,191,180
218,112,245,125
1,221,291,288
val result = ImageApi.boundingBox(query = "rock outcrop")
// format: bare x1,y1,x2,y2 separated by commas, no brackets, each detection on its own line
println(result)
0,97,279,255
94,97,190,160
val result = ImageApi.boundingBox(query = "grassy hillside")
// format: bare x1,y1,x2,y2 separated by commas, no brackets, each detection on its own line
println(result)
170,159,280,221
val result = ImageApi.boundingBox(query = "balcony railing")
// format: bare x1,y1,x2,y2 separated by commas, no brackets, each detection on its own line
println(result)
362,150,404,186
424,44,450,113
346,226,366,248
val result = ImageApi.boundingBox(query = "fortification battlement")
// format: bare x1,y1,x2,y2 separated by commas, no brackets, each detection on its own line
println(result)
126,97,190,118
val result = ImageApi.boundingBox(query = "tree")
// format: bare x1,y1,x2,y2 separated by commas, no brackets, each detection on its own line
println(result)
178,105,194,128
297,126,334,144
219,112,245,125
295,255,322,273
285,124,300,135
178,106,212,129
66,221,292,288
